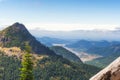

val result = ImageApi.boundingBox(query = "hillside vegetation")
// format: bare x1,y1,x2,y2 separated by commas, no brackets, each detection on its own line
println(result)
50,46,82,63
0,51,101,80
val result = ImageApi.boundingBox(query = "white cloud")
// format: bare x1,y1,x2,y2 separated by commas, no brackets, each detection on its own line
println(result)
0,21,119,31
25,23,119,31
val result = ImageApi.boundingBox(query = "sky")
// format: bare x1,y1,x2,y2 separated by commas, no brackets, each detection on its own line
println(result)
0,0,120,31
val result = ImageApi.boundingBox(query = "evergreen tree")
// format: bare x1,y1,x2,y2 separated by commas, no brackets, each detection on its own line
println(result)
20,44,34,80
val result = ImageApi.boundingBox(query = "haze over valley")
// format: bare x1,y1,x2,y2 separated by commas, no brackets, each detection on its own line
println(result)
30,29,120,41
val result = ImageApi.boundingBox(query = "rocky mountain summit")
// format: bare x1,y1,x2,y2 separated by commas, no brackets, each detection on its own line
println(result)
90,57,120,80
0,22,55,55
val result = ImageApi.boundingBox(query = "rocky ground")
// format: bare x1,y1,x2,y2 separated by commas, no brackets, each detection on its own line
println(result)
90,57,120,80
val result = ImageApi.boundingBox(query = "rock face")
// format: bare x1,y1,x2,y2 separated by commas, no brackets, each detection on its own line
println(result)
90,57,120,80
0,22,55,55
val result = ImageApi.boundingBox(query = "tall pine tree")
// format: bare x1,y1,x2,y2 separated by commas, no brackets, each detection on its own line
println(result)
20,44,34,80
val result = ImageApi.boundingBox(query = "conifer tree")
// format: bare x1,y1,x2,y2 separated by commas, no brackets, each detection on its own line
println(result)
20,44,34,80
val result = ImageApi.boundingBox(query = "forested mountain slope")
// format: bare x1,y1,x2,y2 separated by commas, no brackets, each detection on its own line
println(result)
50,46,82,63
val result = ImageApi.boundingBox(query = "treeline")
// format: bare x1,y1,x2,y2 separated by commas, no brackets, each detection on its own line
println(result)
0,52,21,80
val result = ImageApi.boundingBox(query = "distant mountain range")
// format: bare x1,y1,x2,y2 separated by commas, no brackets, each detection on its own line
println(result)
30,29,120,41
36,36,120,67
36,36,120,68
37,37,70,46
67,40,120,56
67,40,120,68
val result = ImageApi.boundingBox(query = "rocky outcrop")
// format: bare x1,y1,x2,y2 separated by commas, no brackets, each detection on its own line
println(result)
90,57,120,80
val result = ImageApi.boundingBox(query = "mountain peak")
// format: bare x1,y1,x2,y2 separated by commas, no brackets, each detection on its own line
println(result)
90,57,120,80
12,22,22,26
0,23,55,55
10,22,28,31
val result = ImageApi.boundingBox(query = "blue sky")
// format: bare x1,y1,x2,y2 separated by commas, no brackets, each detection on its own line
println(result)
0,0,120,31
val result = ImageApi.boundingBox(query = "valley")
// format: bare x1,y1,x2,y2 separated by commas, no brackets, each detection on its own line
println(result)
38,38,120,69
64,46,102,62
53,44,102,62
